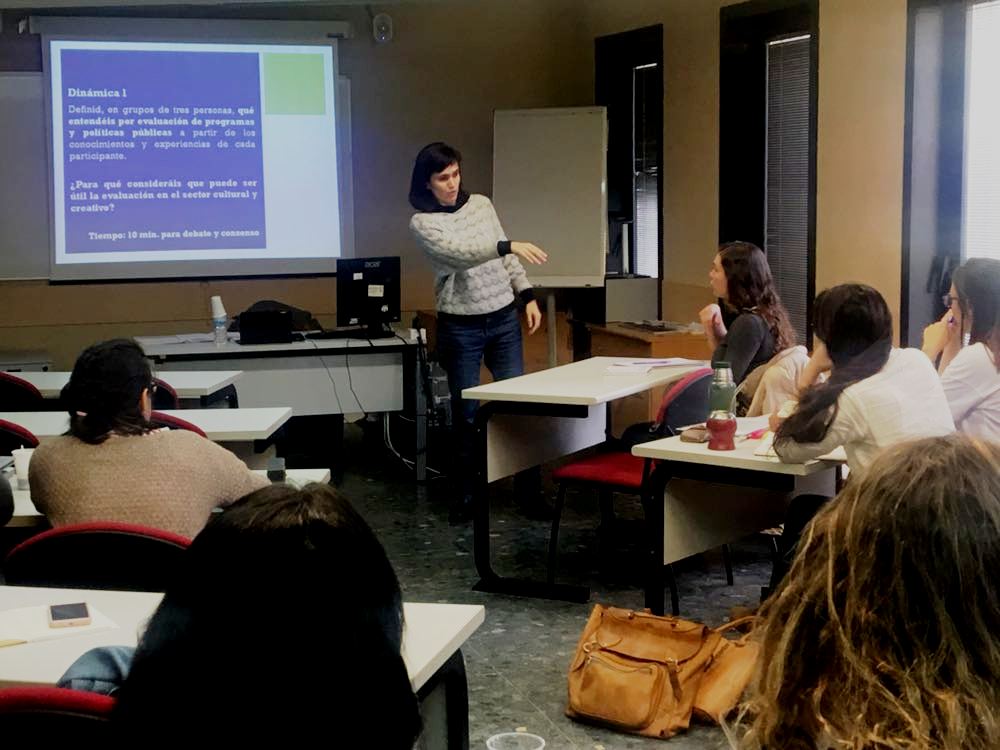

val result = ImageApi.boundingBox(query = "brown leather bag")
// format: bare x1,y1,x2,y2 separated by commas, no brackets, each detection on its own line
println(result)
566,605,758,739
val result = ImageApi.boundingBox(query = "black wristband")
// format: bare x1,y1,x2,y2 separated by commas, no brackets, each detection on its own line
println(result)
497,240,512,256
518,288,536,305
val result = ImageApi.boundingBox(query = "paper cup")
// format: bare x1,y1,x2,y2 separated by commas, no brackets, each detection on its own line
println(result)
210,295,227,319
12,447,33,490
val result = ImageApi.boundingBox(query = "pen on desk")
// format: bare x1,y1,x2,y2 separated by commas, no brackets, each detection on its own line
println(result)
739,427,770,442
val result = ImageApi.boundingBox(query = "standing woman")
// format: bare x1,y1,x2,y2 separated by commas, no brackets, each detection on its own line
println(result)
922,257,1000,440
409,142,548,519
699,241,796,384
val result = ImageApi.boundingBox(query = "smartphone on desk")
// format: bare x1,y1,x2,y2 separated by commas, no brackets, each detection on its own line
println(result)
48,602,91,628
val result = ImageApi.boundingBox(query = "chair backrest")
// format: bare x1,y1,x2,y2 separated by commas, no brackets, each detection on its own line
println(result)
746,346,809,417
0,372,44,411
148,410,207,438
0,418,40,454
0,687,114,738
654,367,713,435
4,521,191,592
151,378,180,410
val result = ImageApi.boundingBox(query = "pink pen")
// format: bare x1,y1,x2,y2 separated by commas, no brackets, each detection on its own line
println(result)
743,427,769,441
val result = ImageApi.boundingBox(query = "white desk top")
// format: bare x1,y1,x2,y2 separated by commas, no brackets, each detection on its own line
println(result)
137,334,409,359
6,468,332,528
0,407,292,443
0,586,484,693
16,371,243,399
632,433,846,476
462,357,704,406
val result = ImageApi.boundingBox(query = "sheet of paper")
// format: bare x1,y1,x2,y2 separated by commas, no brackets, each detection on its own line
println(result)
753,433,778,457
605,358,707,375
0,604,117,647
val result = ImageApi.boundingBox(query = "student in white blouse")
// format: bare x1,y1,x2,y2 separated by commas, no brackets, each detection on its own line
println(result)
922,258,1000,441
768,284,954,589
773,284,954,474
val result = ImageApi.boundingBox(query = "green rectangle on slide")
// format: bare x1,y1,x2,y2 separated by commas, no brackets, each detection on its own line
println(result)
262,53,326,115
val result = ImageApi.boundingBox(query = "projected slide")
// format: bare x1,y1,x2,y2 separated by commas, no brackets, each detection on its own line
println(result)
49,41,343,272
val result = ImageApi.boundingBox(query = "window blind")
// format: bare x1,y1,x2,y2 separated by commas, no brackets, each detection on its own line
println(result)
765,35,811,342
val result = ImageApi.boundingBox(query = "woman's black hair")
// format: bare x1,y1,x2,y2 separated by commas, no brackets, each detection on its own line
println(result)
62,339,154,444
952,257,1000,372
718,241,796,351
775,284,892,446
409,141,468,212
112,483,421,745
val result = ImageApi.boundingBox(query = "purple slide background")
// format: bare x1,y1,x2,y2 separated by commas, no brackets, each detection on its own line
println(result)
61,49,265,254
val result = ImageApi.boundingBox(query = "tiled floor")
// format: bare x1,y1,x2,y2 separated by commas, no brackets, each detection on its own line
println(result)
341,424,772,750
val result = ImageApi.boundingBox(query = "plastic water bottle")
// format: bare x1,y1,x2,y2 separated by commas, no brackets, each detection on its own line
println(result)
210,295,228,347
213,315,228,346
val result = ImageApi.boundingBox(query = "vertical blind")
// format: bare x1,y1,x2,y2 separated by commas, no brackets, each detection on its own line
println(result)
634,63,660,279
963,0,1000,262
765,35,811,342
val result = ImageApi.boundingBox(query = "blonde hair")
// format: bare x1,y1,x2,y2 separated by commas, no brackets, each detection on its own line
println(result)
737,436,1000,749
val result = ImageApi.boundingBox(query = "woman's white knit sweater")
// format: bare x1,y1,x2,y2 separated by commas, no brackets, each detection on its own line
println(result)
410,194,533,315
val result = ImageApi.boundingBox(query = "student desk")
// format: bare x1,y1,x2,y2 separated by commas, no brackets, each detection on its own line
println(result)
0,407,292,469
136,335,428,481
632,431,845,615
17,370,243,408
0,586,483,750
461,357,702,603
5,468,332,528
0,407,291,444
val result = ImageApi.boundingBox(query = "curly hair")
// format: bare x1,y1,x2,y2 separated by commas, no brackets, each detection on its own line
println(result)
718,241,796,352
735,435,1000,750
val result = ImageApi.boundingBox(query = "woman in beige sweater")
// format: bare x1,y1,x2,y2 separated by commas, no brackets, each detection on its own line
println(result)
29,339,268,539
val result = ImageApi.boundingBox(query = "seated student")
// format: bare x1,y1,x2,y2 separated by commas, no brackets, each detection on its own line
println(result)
700,241,796,385
922,257,1000,440
29,339,267,538
772,284,954,472
736,436,1000,750
768,284,953,589
63,483,422,745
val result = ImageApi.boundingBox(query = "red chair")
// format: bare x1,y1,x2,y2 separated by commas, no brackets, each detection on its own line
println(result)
549,368,731,614
148,410,207,438
0,418,40,455
151,378,180,410
0,372,44,411
0,687,114,737
4,521,191,592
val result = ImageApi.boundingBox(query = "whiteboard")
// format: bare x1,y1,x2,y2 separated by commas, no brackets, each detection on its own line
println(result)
0,73,51,280
492,107,608,288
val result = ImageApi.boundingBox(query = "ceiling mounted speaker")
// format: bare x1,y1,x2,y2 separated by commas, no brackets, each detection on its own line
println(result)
373,13,393,44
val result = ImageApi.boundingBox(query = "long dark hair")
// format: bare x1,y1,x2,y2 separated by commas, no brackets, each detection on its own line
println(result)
113,483,420,745
62,339,153,444
408,141,468,212
952,258,1000,372
718,241,796,351
775,284,892,446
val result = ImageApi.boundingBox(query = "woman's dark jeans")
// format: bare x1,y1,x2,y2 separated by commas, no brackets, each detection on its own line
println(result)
437,304,540,510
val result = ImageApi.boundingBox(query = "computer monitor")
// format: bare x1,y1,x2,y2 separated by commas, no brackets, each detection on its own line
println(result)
336,256,401,337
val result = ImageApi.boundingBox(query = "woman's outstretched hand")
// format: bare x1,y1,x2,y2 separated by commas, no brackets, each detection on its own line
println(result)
511,242,548,265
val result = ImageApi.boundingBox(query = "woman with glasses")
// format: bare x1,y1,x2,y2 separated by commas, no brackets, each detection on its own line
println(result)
922,258,1000,440
29,338,267,537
